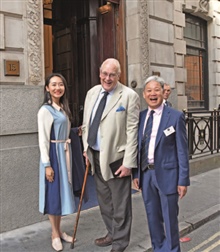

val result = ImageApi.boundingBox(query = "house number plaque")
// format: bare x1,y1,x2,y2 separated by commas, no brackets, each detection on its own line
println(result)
4,60,20,76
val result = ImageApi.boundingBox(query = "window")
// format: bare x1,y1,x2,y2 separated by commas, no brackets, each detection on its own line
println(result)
184,14,208,110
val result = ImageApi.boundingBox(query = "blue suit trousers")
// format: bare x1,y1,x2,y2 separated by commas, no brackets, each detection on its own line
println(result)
142,170,180,252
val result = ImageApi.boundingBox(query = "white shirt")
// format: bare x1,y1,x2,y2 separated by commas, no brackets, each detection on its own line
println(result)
90,86,116,150
143,104,164,164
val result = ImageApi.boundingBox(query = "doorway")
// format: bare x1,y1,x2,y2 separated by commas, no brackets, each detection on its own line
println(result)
43,0,126,126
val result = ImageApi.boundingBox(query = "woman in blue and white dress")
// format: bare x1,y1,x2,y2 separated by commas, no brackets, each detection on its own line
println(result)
38,73,75,251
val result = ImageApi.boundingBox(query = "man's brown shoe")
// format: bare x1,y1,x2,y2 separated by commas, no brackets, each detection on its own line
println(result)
94,235,112,247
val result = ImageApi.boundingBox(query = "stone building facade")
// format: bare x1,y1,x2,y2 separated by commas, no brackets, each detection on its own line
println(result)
0,0,219,232
126,0,220,110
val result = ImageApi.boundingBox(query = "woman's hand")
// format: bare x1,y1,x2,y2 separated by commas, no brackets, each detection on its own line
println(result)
45,166,54,182
133,178,140,190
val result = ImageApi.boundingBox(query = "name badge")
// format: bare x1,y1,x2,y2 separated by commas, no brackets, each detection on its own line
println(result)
163,126,175,136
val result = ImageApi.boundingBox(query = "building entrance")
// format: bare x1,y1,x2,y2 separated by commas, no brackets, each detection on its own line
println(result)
43,0,125,126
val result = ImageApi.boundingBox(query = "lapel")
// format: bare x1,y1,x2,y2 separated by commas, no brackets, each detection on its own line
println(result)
155,105,170,149
101,82,123,120
139,109,148,151
87,86,102,121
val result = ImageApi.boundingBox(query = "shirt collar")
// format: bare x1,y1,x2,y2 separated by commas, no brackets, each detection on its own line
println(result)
148,103,164,116
52,102,62,111
101,83,118,96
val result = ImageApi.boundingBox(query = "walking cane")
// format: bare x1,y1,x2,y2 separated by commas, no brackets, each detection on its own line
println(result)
70,161,90,249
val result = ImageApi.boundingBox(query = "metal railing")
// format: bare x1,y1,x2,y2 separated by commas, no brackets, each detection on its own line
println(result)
183,109,220,159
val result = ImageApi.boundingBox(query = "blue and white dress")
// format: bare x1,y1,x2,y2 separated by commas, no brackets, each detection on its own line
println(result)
38,103,75,215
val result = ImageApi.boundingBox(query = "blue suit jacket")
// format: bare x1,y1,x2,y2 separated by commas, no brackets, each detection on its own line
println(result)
134,105,190,195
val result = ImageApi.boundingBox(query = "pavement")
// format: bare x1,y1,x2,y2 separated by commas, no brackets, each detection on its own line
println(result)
0,168,220,252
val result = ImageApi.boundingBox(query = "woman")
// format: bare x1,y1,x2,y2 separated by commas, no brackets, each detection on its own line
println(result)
38,73,75,251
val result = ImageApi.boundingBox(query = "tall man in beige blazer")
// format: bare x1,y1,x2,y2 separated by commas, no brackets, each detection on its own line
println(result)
82,58,140,252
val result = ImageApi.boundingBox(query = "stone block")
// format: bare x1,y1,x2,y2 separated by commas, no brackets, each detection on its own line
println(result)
148,1,154,16
215,62,220,73
213,23,220,37
175,26,183,39
189,154,220,177
0,14,5,49
212,37,220,50
150,19,174,43
213,49,220,61
174,39,186,54
5,15,24,49
135,87,147,110
169,88,178,109
150,1,173,22
174,1,184,12
173,11,185,27
0,0,24,15
127,39,141,64
215,72,220,84
175,54,184,67
126,0,139,16
0,146,41,232
177,95,188,111
215,16,220,26
126,14,140,40
177,82,186,95
128,63,143,89
150,42,174,66
175,67,187,82
1,133,38,149
149,66,175,87
0,86,43,135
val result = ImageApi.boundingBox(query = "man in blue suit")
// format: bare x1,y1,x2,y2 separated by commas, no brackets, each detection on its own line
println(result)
133,76,190,252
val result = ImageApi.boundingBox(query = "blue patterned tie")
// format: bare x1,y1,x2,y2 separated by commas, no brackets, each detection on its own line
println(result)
88,91,109,147
141,110,155,171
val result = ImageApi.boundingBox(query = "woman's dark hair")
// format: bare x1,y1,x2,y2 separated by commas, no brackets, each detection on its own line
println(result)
43,73,72,121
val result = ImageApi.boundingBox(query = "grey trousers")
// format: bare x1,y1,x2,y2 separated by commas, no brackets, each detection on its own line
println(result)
92,150,132,251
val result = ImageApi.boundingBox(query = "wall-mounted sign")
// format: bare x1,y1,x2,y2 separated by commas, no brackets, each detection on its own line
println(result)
4,60,20,76
152,71,160,77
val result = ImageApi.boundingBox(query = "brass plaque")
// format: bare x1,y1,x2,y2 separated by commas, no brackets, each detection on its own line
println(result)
152,71,160,77
4,60,20,76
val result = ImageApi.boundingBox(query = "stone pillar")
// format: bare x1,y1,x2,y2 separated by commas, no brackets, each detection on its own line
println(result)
174,1,187,110
125,0,148,108
26,0,45,85
207,0,220,109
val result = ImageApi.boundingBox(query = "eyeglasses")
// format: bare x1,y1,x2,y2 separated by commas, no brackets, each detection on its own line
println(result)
101,71,118,79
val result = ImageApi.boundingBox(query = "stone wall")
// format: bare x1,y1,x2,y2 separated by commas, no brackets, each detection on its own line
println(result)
0,85,45,233
125,0,220,110
0,0,45,232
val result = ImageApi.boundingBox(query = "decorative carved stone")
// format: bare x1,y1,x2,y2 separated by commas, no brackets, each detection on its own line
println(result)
27,0,42,85
194,0,209,13
140,0,150,82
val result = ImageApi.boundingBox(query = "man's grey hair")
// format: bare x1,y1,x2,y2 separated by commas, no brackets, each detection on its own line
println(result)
100,58,121,75
143,76,165,90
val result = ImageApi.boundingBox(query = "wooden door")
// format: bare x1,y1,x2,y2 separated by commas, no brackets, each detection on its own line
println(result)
53,25,79,126
97,0,127,84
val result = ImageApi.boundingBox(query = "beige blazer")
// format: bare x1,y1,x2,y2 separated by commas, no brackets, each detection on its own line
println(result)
82,82,140,181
